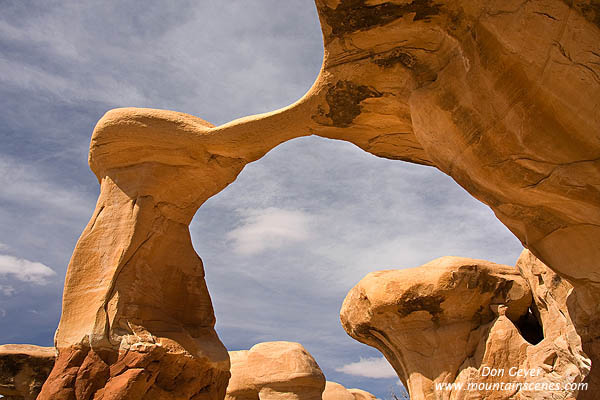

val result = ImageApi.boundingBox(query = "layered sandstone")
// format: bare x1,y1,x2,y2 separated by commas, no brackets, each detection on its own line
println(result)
341,253,592,399
38,110,241,399
0,345,55,400
312,0,600,291
226,342,325,400
37,0,599,397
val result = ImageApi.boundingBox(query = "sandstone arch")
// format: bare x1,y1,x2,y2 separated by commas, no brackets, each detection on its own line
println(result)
38,0,599,399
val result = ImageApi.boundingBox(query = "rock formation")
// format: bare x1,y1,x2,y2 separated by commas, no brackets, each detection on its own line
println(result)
516,250,600,398
226,342,325,400
36,0,599,398
346,388,376,400
321,382,377,400
321,382,355,400
341,253,593,399
0,345,55,400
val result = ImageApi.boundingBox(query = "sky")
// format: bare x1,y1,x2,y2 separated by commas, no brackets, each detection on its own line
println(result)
0,1,524,398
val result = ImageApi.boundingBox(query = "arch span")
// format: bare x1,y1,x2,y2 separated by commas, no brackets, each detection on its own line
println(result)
39,0,599,399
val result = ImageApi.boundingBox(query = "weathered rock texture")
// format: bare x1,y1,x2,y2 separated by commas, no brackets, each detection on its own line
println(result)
314,0,600,290
37,110,243,399
517,250,600,399
0,345,55,400
38,0,599,398
226,342,325,400
341,253,593,399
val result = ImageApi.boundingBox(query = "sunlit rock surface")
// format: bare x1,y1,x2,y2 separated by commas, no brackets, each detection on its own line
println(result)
226,342,325,400
34,0,599,397
341,254,593,399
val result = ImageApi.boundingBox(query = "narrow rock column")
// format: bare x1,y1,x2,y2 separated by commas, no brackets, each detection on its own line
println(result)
38,108,249,400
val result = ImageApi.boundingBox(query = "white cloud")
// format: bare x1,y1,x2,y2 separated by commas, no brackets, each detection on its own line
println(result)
336,357,398,379
0,242,8,251
0,254,56,285
227,208,312,255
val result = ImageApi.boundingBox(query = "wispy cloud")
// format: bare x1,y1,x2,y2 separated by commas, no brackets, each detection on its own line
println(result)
0,156,92,219
0,254,56,285
227,208,312,255
336,357,398,379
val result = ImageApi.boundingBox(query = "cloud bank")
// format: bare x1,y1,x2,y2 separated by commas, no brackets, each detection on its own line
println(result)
0,254,56,285
227,208,312,255
336,357,398,379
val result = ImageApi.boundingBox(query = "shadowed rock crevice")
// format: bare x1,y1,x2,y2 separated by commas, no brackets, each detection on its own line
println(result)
514,308,544,345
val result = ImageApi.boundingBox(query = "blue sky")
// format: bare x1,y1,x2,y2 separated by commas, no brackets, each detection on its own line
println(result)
0,1,524,398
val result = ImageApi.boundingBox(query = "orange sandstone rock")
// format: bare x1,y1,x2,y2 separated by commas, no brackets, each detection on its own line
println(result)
321,382,354,400
37,0,600,397
341,254,592,399
347,388,376,400
0,345,55,400
226,342,325,400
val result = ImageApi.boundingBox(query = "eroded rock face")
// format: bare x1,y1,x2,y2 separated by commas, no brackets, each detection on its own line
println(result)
0,345,55,400
341,254,592,399
313,0,600,292
226,342,325,400
516,249,599,399
38,109,249,400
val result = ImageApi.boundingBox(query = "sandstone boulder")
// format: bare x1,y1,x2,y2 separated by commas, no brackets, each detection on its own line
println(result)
347,388,376,400
226,341,325,400
341,255,591,399
321,382,354,400
0,345,55,400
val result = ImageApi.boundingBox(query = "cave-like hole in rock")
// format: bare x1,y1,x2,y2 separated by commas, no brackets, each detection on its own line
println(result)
515,307,544,345
191,136,524,399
